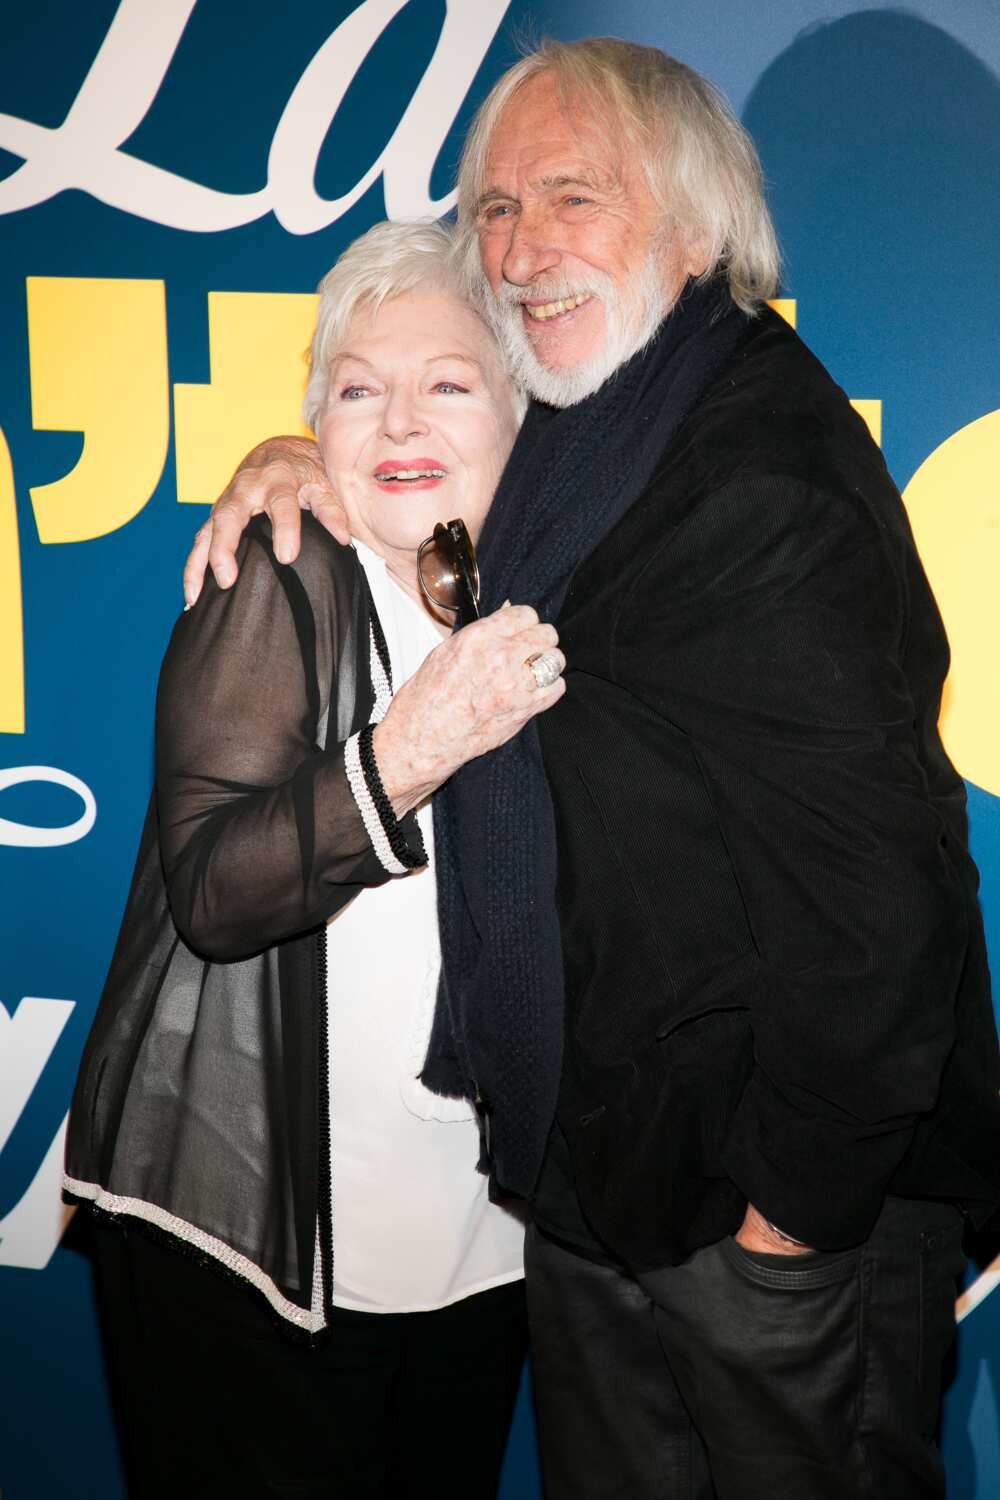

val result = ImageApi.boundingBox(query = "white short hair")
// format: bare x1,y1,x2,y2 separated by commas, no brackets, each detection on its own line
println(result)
455,36,781,315
303,219,522,431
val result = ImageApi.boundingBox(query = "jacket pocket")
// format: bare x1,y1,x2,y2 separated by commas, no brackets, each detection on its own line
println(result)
573,1006,754,1266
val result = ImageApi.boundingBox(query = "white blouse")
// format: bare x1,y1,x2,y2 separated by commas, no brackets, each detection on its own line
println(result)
326,540,525,1313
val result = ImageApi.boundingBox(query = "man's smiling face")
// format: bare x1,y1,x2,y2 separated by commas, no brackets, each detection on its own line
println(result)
474,71,708,406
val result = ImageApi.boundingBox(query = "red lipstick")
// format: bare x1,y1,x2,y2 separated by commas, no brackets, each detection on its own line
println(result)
373,458,448,491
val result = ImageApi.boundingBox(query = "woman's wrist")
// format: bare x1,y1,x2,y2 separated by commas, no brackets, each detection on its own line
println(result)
357,725,425,869
345,727,428,874
370,717,441,819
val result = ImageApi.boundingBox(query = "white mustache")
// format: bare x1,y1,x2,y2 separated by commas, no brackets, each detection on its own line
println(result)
494,280,598,310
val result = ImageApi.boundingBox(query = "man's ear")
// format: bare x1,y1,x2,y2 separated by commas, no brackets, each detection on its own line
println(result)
682,234,714,279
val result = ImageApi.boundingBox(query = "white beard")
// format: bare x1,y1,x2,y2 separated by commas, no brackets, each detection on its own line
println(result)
480,251,674,408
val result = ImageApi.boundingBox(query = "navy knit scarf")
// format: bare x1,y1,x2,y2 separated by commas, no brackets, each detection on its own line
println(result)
425,278,751,1196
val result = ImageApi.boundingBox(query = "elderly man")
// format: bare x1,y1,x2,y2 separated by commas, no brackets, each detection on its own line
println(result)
184,38,999,1500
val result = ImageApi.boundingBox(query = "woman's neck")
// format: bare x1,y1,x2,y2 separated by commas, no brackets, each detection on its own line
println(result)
355,538,450,636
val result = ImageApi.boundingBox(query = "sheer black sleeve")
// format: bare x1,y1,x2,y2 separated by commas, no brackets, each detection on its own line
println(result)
155,516,392,961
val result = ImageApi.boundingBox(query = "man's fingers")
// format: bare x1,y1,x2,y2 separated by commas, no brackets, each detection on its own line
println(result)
301,483,351,546
266,490,306,566
182,522,213,609
206,502,251,590
181,438,333,599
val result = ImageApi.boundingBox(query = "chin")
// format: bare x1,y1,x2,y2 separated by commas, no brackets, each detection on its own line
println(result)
519,343,626,408
498,306,665,409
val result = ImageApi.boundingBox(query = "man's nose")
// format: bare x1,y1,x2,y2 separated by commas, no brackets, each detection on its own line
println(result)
500,207,562,287
381,388,429,443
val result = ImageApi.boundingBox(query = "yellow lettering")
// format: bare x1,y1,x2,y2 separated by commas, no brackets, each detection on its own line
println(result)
173,292,317,504
27,277,169,543
0,427,24,734
903,409,1000,796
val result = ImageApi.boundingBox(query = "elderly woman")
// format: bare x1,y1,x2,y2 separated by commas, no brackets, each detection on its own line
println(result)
64,220,564,1500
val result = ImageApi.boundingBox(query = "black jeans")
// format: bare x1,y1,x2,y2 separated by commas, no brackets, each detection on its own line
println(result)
92,1222,527,1499
525,1197,965,1499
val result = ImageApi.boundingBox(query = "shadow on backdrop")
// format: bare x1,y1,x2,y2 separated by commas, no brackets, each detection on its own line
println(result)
743,6,1000,491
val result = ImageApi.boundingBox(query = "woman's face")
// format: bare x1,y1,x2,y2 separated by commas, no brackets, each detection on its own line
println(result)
318,286,519,574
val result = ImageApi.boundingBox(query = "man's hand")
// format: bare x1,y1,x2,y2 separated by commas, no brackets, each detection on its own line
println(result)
183,436,348,607
735,1203,814,1255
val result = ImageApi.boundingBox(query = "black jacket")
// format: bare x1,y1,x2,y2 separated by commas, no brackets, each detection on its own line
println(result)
537,309,1000,1264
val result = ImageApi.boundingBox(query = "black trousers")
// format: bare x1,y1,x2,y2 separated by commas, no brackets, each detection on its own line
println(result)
525,1197,966,1500
92,1223,527,1499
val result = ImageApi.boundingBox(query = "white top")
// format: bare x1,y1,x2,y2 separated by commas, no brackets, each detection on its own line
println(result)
326,540,525,1313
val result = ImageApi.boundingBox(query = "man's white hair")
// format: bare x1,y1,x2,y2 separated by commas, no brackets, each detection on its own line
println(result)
303,218,524,431
455,36,781,316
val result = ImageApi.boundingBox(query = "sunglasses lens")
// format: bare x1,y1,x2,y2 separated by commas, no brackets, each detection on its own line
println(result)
417,535,461,611
417,521,480,625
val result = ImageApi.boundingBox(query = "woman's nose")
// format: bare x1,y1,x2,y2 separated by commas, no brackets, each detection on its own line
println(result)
381,388,430,443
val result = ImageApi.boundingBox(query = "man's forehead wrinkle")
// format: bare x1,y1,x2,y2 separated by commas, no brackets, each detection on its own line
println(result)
479,147,624,201
487,79,625,183
536,169,615,191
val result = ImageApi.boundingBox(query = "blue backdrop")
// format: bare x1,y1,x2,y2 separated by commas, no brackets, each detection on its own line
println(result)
1,4,998,1495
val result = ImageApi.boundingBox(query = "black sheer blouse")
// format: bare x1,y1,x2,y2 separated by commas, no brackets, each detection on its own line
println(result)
65,515,416,1332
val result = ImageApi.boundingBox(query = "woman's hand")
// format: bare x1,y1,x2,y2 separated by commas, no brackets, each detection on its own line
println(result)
183,436,348,607
373,605,565,815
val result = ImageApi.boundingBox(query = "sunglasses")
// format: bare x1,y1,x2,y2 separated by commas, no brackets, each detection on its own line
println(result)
417,519,481,628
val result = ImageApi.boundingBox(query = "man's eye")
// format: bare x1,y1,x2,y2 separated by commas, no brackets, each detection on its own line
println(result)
564,195,590,207
484,203,512,220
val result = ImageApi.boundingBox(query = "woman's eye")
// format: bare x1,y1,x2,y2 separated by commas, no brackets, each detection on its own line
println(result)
433,381,469,395
340,385,369,401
